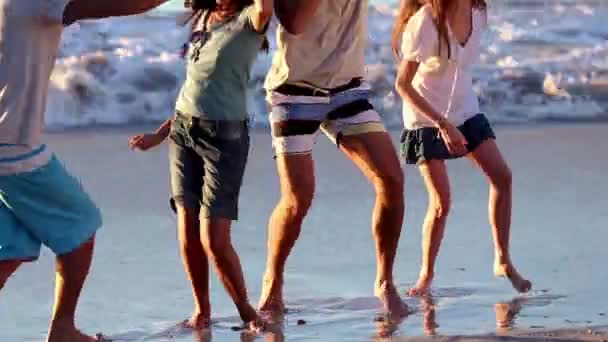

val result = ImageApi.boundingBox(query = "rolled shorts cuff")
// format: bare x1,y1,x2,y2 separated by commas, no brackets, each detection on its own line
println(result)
325,121,387,146
52,219,101,256
170,192,202,213
199,205,239,221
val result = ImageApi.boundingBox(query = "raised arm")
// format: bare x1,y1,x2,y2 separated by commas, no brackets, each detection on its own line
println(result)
274,0,321,35
63,0,169,26
251,0,273,33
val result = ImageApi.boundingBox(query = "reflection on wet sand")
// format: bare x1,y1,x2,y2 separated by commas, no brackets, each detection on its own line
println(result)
372,294,540,339
495,297,527,332
421,297,439,336
193,328,212,342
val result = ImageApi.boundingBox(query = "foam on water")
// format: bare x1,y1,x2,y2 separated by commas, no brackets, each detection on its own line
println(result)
46,0,608,129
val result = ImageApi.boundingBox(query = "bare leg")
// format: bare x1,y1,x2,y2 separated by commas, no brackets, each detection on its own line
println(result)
408,160,451,297
259,154,315,314
47,237,98,342
468,140,531,293
200,216,260,330
0,260,22,290
176,206,211,329
339,132,408,317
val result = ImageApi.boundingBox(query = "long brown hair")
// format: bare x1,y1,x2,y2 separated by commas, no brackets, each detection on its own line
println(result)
392,0,487,60
184,0,269,53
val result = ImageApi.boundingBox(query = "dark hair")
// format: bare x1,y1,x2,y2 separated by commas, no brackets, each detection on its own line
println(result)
392,0,487,60
183,0,269,53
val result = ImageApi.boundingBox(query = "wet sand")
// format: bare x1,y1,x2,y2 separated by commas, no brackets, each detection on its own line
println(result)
396,326,608,341
1,123,607,341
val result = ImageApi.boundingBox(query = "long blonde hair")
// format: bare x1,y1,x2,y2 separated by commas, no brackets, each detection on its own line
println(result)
392,0,487,60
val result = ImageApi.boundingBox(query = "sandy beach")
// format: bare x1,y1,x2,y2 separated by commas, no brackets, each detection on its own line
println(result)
0,123,607,341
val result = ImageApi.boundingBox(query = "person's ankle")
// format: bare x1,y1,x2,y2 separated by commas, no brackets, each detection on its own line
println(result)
237,302,258,322
419,270,434,280
494,252,511,265
49,316,75,329
375,278,396,292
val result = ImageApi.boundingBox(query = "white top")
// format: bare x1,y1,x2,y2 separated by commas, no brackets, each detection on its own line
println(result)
400,5,487,130
0,0,70,175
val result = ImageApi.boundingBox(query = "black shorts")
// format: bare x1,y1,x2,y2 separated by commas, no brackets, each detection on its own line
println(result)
169,112,249,220
400,113,496,165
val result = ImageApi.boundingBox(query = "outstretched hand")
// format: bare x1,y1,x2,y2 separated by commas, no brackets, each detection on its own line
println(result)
129,133,165,151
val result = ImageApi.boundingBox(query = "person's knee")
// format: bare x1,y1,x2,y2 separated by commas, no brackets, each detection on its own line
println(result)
430,193,451,220
177,211,202,254
281,187,314,222
200,222,231,259
492,166,513,191
374,168,404,204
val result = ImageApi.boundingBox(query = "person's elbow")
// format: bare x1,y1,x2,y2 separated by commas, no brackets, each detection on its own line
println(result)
257,6,274,22
394,77,405,94
395,76,414,100
256,12,273,29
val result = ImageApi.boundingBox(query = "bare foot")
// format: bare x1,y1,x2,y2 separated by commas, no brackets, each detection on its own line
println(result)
375,281,410,319
47,324,99,342
246,315,265,334
494,263,532,293
184,311,212,330
237,303,265,333
407,274,433,297
258,276,285,315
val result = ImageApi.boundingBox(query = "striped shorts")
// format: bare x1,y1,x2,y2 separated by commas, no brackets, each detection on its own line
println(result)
267,80,386,155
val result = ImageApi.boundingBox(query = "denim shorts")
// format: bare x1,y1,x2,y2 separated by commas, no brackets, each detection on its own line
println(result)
0,155,102,261
169,112,250,220
400,113,496,165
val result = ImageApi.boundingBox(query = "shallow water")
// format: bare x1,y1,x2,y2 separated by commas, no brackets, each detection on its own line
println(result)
1,125,606,341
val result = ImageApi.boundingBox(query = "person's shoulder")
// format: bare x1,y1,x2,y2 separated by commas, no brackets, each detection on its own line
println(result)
412,4,434,22
406,5,436,35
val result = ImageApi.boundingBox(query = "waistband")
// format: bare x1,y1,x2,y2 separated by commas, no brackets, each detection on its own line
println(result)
274,78,363,97
0,144,47,163
175,111,249,130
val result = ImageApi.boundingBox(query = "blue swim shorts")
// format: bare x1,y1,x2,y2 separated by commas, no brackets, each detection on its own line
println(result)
0,155,102,261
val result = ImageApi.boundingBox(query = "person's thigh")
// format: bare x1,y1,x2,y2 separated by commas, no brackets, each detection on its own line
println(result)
338,130,403,188
467,139,511,184
193,122,251,221
0,156,102,256
419,160,451,207
269,100,331,156
320,90,386,147
169,139,204,213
